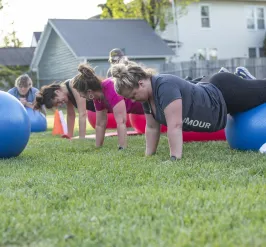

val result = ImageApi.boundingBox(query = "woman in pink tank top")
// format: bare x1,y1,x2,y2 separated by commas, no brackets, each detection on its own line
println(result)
72,63,144,150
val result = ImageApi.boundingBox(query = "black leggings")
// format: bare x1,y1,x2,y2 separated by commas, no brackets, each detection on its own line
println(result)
208,72,266,114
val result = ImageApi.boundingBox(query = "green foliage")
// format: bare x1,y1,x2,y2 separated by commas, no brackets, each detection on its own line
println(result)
98,0,128,18
99,0,198,31
0,119,266,246
0,1,23,48
2,31,23,48
0,65,29,90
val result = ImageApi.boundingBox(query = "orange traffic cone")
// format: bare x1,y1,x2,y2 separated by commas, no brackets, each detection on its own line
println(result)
52,109,65,135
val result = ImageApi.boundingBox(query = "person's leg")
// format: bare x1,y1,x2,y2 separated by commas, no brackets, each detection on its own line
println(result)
209,72,266,114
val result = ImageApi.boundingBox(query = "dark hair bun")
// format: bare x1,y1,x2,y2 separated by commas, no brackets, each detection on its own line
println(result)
33,93,44,110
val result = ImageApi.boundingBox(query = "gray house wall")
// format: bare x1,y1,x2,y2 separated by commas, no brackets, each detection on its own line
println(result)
133,58,166,72
88,60,111,78
38,29,81,86
89,58,167,78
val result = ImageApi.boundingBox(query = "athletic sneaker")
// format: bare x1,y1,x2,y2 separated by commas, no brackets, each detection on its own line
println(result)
184,76,193,81
192,76,205,82
235,67,256,79
218,67,230,73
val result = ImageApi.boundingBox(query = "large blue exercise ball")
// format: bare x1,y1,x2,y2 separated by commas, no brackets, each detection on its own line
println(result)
0,91,31,158
26,107,47,132
225,103,266,150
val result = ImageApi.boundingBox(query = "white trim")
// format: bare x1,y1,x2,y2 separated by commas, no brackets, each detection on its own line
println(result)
30,24,52,70
36,69,40,89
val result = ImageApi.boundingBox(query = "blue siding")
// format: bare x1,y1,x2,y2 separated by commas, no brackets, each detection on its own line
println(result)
38,29,81,85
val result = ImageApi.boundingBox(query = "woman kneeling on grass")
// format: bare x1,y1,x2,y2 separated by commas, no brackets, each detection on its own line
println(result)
72,63,144,150
33,79,95,139
110,61,266,161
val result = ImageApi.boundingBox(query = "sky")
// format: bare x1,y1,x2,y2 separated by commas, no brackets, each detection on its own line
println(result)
0,0,106,46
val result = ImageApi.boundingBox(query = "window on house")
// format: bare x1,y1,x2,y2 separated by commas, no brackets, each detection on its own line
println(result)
209,48,218,60
257,8,265,29
259,47,265,57
246,7,265,30
201,6,210,28
247,7,255,29
249,47,257,58
197,48,207,60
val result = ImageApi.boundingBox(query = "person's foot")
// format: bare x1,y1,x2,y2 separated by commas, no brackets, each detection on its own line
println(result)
192,76,205,82
235,67,256,79
218,67,230,73
184,76,193,81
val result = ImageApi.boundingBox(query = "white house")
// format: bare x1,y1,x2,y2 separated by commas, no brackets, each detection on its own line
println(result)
158,0,266,61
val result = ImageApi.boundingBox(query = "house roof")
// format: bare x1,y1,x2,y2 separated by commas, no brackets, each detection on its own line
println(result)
33,32,42,43
48,19,175,59
89,14,101,19
0,47,35,66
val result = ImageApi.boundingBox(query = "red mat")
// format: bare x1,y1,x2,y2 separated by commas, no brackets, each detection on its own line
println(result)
72,130,141,139
71,129,226,141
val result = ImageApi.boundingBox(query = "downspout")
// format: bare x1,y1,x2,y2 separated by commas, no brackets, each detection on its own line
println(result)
36,68,40,89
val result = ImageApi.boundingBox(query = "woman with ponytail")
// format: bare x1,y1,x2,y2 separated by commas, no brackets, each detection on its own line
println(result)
111,61,266,161
33,79,95,139
72,63,144,150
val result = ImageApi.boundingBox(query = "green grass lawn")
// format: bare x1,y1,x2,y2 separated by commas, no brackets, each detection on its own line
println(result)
0,112,266,247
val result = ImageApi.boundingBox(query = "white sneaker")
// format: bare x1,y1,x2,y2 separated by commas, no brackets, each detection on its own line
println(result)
235,67,256,80
259,143,266,153
218,67,230,73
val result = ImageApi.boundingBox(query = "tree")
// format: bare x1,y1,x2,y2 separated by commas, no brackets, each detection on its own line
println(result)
0,1,23,47
3,30,23,47
0,0,3,38
98,0,128,19
0,65,27,90
99,0,198,31
0,0,26,91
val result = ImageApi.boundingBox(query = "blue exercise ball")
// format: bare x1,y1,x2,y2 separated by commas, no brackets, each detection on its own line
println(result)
225,103,266,150
26,107,47,132
0,91,31,158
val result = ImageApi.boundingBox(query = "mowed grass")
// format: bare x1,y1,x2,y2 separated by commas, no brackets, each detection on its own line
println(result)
0,111,266,247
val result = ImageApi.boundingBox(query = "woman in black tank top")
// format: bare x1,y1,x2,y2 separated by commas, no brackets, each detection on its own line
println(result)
65,80,95,112
34,79,95,139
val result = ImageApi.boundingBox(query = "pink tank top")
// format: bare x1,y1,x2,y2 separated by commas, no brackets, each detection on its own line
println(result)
93,78,144,114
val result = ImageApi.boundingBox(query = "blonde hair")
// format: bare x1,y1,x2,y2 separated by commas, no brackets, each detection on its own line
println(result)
110,61,155,95
15,74,32,88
